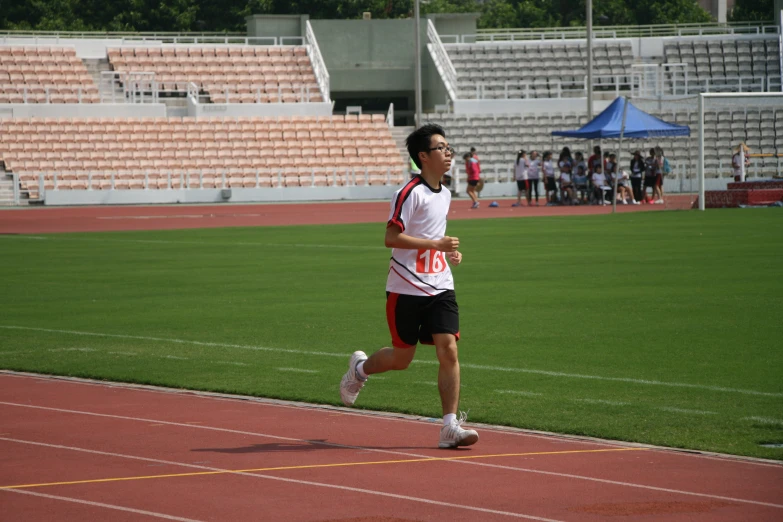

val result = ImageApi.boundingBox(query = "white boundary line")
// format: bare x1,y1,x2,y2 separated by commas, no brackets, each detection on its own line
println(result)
1,400,781,509
2,325,781,398
2,487,205,522
3,371,782,468
0,437,561,522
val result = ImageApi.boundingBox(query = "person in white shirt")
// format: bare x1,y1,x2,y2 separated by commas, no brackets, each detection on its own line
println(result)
732,143,751,182
591,168,611,205
339,123,479,449
527,150,541,205
512,149,529,207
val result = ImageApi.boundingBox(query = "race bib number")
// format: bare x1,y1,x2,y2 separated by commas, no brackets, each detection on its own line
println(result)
416,249,447,274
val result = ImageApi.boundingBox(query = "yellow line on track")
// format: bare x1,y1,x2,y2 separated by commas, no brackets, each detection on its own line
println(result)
0,447,646,490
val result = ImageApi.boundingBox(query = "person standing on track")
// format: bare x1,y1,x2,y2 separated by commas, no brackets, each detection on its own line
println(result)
339,123,479,449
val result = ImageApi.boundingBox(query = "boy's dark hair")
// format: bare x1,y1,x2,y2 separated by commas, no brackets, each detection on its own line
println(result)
462,152,471,160
406,123,446,169
594,145,601,154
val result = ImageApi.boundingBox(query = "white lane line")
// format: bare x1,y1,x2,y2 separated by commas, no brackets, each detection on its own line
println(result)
108,351,138,356
573,398,630,406
0,351,32,356
1,402,780,509
3,325,779,398
0,437,560,522
743,416,783,426
658,407,718,416
48,348,97,353
161,355,188,361
2,488,205,522
4,372,779,470
277,368,318,374
215,361,248,367
414,381,438,386
495,390,544,397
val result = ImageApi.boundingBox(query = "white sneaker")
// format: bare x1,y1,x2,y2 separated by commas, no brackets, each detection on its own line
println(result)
339,350,367,406
438,412,479,449
654,199,664,205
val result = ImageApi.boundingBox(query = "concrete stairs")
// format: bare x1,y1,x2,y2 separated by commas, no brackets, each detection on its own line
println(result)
390,125,414,168
0,173,19,205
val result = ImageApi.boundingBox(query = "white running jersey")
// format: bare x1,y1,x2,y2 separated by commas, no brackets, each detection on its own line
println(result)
386,176,454,297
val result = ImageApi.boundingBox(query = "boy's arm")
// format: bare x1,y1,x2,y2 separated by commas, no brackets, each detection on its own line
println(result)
385,224,459,252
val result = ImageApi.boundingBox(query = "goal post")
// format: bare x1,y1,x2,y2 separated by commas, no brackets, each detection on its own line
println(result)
698,92,783,211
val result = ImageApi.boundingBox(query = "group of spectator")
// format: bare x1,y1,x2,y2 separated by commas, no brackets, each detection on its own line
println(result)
512,145,668,207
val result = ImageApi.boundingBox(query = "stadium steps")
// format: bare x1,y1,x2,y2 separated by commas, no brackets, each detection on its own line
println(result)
84,58,124,101
0,174,18,205
390,126,414,166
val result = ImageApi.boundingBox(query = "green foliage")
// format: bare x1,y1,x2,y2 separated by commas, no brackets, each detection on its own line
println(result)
0,0,716,32
729,0,774,22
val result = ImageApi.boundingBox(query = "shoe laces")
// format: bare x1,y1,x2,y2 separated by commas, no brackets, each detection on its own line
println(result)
454,410,470,428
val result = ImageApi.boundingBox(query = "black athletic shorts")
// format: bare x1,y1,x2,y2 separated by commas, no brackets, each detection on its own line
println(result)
467,179,479,187
545,177,557,191
643,176,656,188
386,290,460,348
516,180,526,191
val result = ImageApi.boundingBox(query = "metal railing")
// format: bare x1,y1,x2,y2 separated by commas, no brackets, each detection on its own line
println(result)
99,71,158,103
26,166,409,198
465,21,777,42
631,64,781,98
0,85,99,104
427,19,457,101
305,20,330,102
205,84,323,104
0,32,302,46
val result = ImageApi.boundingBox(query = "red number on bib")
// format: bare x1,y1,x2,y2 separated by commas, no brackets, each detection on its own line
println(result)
416,249,446,274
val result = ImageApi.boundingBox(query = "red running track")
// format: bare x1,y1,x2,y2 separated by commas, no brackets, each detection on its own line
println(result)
0,195,695,234
1,372,781,522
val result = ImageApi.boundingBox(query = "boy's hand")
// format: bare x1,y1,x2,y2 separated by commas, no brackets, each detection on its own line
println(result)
434,236,459,252
447,251,462,266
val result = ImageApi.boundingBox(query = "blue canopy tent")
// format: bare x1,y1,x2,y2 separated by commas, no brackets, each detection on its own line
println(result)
552,97,690,211
552,97,691,139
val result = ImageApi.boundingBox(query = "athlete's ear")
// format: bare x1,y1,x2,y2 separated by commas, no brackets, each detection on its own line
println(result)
418,150,427,166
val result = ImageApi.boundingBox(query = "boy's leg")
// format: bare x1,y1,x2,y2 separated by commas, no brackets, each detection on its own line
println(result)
362,345,416,374
433,333,459,415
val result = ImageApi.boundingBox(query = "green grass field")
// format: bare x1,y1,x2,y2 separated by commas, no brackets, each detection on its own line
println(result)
1,209,781,459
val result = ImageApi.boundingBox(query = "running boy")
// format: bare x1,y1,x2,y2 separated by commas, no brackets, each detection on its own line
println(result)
339,124,479,449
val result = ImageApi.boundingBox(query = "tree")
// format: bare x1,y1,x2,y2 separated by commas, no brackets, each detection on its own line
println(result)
729,0,774,22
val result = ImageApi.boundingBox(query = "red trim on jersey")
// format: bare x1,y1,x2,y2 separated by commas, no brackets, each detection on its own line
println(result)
387,176,421,232
386,292,415,349
390,266,434,296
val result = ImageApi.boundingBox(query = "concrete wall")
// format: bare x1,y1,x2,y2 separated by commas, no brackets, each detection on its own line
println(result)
453,98,612,115
246,14,309,40
0,103,166,119
42,184,401,206
310,19,418,94
186,97,332,118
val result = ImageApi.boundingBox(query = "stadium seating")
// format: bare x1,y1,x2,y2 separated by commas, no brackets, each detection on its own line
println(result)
0,46,100,103
425,106,782,180
107,46,323,103
663,36,781,93
447,41,634,99
0,114,404,199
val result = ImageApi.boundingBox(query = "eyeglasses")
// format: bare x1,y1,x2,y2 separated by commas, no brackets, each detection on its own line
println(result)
428,145,455,155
